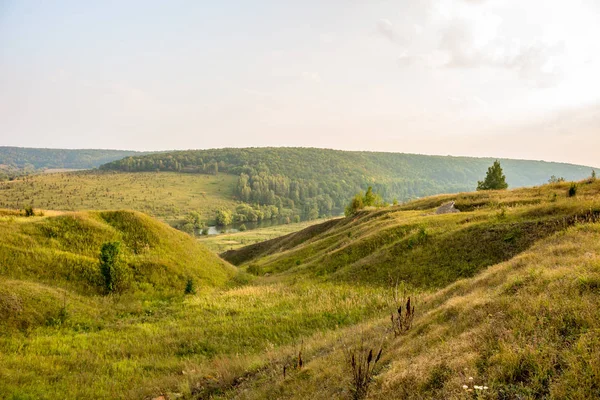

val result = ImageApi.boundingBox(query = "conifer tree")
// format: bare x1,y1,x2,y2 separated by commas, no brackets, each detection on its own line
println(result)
477,160,508,191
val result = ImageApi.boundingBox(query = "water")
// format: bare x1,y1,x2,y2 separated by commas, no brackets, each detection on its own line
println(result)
204,218,295,235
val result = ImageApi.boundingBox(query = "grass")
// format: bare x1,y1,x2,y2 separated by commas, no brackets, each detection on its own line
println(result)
198,218,339,253
3,179,600,399
0,171,238,224
224,180,600,288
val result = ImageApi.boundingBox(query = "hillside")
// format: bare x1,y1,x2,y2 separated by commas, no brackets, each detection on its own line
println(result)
0,171,239,225
0,146,150,170
222,179,600,288
0,209,235,298
3,181,600,399
101,147,596,218
214,179,600,399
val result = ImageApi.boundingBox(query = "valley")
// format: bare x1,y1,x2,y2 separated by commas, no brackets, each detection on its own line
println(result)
2,178,599,399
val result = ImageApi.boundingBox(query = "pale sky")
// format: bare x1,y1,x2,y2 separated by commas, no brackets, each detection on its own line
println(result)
1,0,599,166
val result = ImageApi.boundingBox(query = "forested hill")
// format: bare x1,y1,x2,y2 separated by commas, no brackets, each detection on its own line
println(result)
101,147,595,213
0,146,148,170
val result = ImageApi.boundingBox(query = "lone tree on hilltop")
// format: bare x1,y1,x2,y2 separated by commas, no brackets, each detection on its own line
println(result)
477,160,508,191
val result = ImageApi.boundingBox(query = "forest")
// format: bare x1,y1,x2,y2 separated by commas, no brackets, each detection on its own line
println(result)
101,147,594,219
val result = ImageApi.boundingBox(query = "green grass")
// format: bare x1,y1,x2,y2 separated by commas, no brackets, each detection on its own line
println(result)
225,180,600,288
198,218,339,253
0,171,238,223
3,179,600,399
223,223,600,399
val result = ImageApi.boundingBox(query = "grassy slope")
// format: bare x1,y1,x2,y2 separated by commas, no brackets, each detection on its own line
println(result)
223,222,600,399
0,209,235,303
224,181,600,287
3,181,600,399
0,171,238,223
213,181,600,399
199,217,339,253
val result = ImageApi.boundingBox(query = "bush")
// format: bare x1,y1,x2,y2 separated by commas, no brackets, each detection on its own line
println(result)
24,206,34,217
99,241,130,294
238,224,247,231
568,183,577,197
247,264,263,276
184,278,196,295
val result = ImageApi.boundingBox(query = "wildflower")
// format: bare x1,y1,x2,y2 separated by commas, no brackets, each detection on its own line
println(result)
483,386,489,390
462,385,469,390
474,385,482,390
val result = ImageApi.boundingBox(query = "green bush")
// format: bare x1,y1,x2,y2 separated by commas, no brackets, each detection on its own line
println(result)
99,241,130,294
568,183,577,197
184,277,196,295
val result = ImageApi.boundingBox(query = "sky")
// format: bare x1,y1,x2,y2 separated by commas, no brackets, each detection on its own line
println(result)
1,0,599,167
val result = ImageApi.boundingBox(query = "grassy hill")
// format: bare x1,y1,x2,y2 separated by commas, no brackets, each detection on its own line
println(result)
223,179,600,288
0,209,235,297
3,179,600,399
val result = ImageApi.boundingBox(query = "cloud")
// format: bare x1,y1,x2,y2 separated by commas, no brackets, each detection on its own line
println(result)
437,19,565,87
376,19,404,45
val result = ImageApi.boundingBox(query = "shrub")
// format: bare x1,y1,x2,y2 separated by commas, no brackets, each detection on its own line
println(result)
24,206,34,217
568,183,577,197
238,224,247,231
99,241,130,294
247,264,263,276
184,277,196,295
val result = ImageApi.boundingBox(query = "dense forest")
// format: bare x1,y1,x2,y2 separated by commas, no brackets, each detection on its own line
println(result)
101,147,595,218
0,146,149,171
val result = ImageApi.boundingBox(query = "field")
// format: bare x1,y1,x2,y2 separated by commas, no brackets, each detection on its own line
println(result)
2,179,600,399
0,171,238,224
198,217,340,253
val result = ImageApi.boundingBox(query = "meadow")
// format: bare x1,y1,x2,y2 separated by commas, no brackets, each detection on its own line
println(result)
198,217,339,253
0,171,238,224
2,179,600,399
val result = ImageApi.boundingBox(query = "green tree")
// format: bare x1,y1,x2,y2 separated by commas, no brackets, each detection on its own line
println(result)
215,209,233,226
477,161,508,191
99,242,130,294
364,186,376,206
345,193,365,216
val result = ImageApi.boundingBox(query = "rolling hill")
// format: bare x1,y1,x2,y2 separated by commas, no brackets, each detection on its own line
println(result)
2,179,600,398
101,147,596,215
0,146,148,170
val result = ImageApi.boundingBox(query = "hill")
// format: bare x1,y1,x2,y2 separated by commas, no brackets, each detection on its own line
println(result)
222,179,600,289
0,209,235,299
101,147,596,218
3,180,600,399
0,146,149,176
